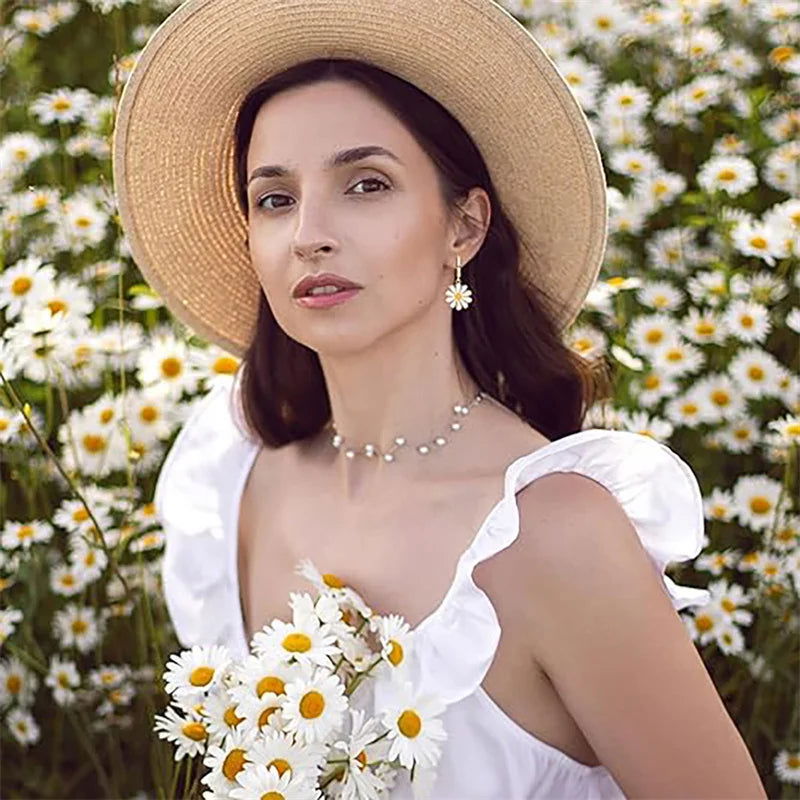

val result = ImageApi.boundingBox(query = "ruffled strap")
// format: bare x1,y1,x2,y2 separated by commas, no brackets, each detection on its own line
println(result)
395,428,711,707
154,378,258,653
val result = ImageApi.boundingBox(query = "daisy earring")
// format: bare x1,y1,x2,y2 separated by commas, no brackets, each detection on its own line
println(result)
444,254,473,311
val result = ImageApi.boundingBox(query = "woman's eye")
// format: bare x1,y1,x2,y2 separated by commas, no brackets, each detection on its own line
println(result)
256,177,389,211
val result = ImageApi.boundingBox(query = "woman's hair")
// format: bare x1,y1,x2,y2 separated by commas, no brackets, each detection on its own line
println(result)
232,58,610,447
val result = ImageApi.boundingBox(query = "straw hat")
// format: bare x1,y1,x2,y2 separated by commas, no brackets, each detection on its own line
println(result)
112,0,608,358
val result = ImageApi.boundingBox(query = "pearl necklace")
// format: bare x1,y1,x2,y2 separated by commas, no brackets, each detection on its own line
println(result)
330,390,486,462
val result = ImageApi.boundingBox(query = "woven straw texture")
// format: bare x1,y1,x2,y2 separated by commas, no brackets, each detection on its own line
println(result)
112,0,608,357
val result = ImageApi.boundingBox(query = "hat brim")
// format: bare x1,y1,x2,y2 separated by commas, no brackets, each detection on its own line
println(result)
112,0,608,357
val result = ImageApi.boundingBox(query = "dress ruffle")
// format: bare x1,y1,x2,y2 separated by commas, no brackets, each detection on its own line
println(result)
154,379,258,653
379,428,712,708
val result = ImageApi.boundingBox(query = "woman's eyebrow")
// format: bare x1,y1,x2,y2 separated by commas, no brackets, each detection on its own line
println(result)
248,145,403,184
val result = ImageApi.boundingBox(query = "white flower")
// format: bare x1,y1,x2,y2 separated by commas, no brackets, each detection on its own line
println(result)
609,147,660,179
0,608,23,648
379,679,447,771
732,475,784,532
444,281,473,311
0,656,39,707
153,705,209,761
163,644,231,701
45,657,80,707
229,763,317,800
731,219,789,266
0,257,56,320
566,323,606,361
628,312,680,356
652,340,705,378
767,415,800,445
6,708,40,747
200,726,258,795
247,729,327,786
230,653,300,709
52,604,102,653
702,489,736,523
692,374,746,424
764,140,800,196
281,664,348,745
252,609,339,669
729,347,784,399
50,563,88,596
721,300,771,344
697,155,758,196
372,614,412,676
1,518,54,551
680,308,727,345
29,87,94,125
773,749,800,785
332,708,392,800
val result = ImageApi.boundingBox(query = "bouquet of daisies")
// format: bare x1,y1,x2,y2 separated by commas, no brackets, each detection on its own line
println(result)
153,559,447,799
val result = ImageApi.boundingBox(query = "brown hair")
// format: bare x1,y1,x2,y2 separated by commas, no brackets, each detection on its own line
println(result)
232,58,609,448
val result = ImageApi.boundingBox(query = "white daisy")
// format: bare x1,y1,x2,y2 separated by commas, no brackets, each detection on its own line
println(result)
565,324,606,361
609,147,660,179
1,518,54,551
731,219,789,267
247,728,327,786
692,374,746,423
627,312,680,356
153,705,209,761
722,300,771,343
28,87,94,125
163,644,231,701
686,270,729,308
379,679,447,770
732,475,784,532
769,513,800,552
50,563,88,596
764,140,800,196
0,257,56,320
680,307,727,345
332,708,392,800
767,414,800,445
729,347,783,399
136,332,204,399
715,619,746,656
281,664,348,745
201,726,257,795
0,608,23,647
633,169,686,210
599,80,651,118
229,763,316,800
44,657,80,707
652,340,705,378
717,416,760,453
371,614,412,676
703,488,735,523
0,656,39,707
52,604,102,653
230,653,300,708
773,750,800,785
252,608,339,669
6,708,40,747
202,685,249,744
697,154,757,196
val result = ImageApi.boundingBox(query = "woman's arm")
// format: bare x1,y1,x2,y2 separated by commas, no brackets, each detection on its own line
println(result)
514,471,768,799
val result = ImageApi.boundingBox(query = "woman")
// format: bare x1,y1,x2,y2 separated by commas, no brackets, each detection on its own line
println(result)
113,0,767,797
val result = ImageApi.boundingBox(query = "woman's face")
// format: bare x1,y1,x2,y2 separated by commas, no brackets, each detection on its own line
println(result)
244,78,482,354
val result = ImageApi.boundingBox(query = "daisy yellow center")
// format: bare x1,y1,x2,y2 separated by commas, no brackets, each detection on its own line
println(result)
160,357,182,378
749,497,771,514
695,614,714,633
71,619,88,635
787,423,800,435
181,721,207,741
322,572,345,588
682,403,698,415
75,217,91,229
48,299,67,314
734,428,749,440
140,405,158,423
739,314,754,327
666,349,683,361
12,276,32,295
257,676,286,697
645,329,663,343
716,168,737,182
260,793,284,800
749,237,767,250
747,366,764,381
213,356,239,374
695,321,715,335
224,706,245,727
721,598,736,613
299,690,325,719
282,633,312,653
267,758,291,776
387,639,404,666
189,666,214,686
770,45,795,63
574,338,592,351
7,675,21,694
82,434,106,454
711,505,726,518
53,98,72,111
58,673,72,688
788,755,800,769
222,748,247,780
74,508,89,522
258,706,279,727
356,750,368,768
710,390,730,406
17,525,34,540
643,374,660,390
398,709,422,738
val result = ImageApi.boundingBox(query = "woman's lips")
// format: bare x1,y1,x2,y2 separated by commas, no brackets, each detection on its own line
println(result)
294,288,362,308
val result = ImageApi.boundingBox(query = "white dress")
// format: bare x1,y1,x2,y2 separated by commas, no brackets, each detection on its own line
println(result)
155,380,711,800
